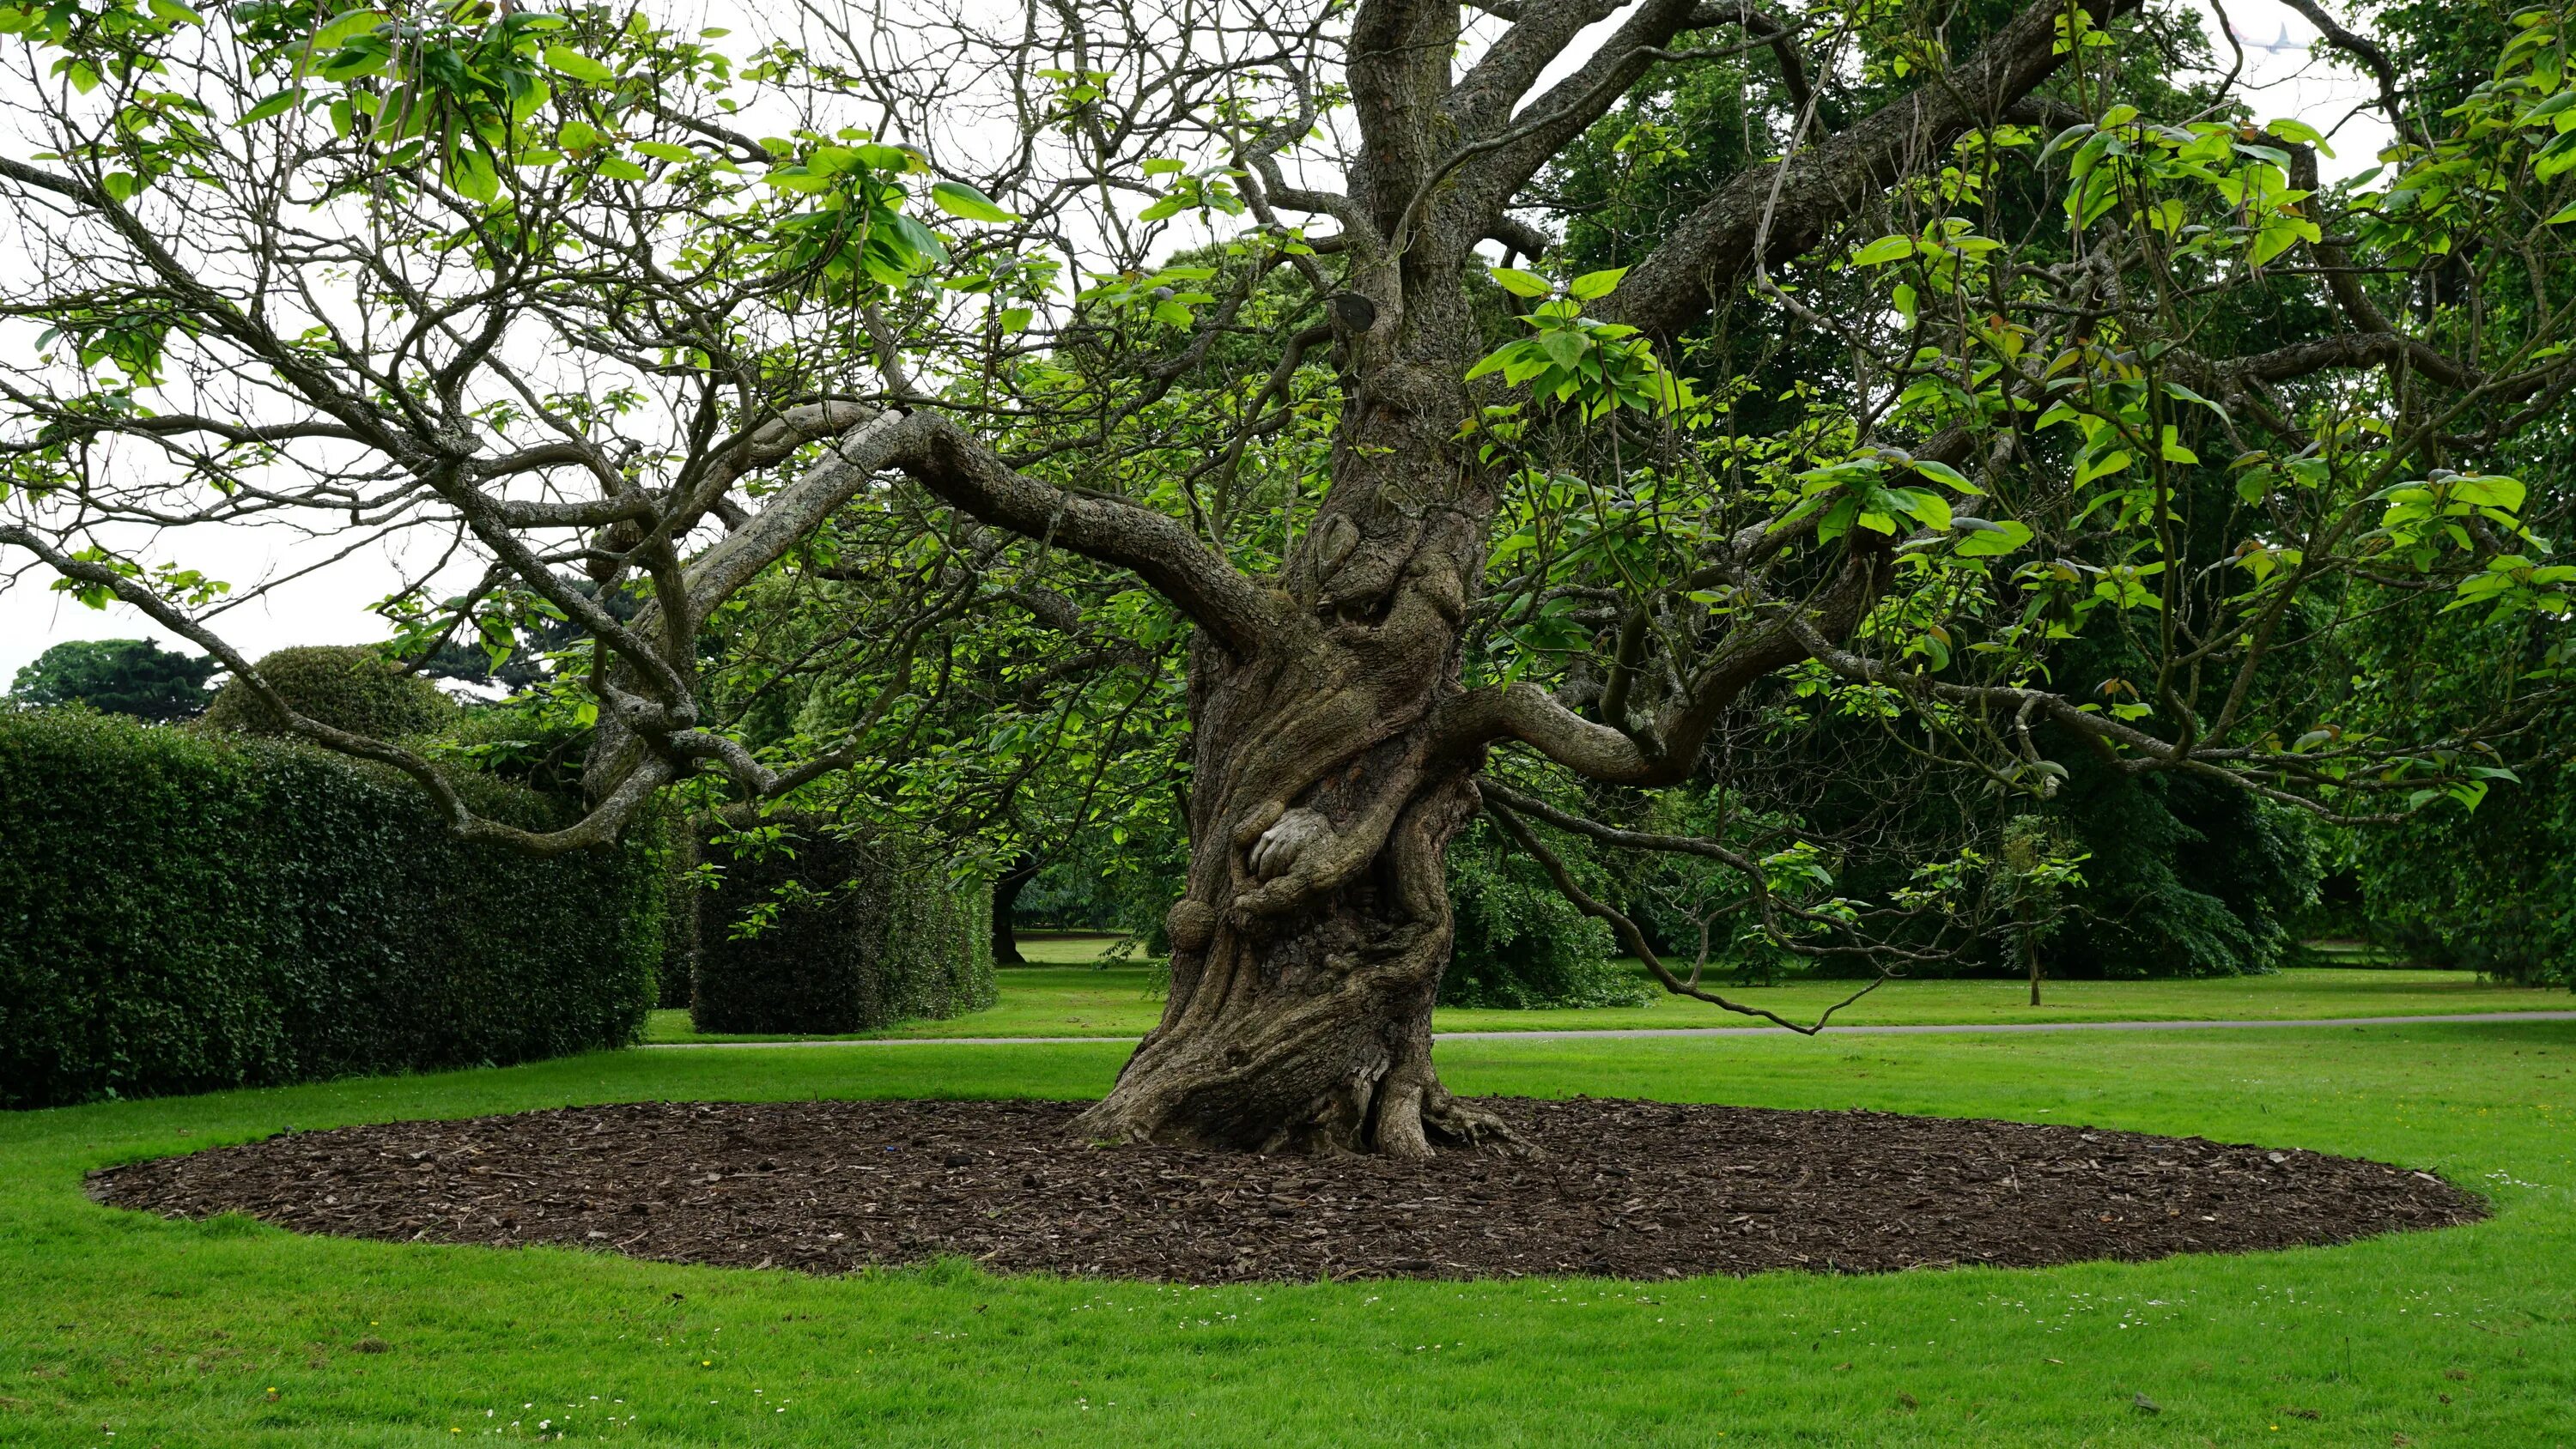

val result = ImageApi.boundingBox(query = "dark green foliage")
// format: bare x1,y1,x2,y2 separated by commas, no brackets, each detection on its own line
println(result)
690,818,997,1034
9,638,218,722
2347,749,2576,988
0,708,659,1109
202,645,456,739
428,701,597,794
2040,757,2318,979
1439,818,1649,1009
658,830,701,1009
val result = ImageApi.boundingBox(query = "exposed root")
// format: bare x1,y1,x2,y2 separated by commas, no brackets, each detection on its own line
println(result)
1071,1052,1523,1161
1423,1087,1533,1156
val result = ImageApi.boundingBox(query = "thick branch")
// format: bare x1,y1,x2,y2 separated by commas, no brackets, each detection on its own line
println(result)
1606,0,2140,339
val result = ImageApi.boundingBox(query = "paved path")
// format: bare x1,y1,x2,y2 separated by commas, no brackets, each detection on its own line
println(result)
641,1009,2576,1050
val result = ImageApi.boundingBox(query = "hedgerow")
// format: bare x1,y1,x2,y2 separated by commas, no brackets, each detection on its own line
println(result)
690,816,996,1034
0,707,659,1108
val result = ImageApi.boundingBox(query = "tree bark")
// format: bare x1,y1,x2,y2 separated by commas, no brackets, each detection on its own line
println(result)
2022,913,2043,1008
1069,367,1512,1158
992,852,1039,965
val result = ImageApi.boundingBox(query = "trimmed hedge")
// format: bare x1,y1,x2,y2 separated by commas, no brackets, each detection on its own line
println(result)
0,707,660,1109
690,817,995,1034
203,644,457,739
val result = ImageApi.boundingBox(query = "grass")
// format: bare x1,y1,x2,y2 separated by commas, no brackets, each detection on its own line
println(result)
4,1021,2574,1445
643,935,2573,1043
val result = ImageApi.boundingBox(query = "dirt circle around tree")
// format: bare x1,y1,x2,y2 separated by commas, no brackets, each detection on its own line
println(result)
89,1098,2484,1283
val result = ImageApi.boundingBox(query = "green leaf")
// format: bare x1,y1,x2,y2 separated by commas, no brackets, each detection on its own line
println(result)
1910,458,1984,495
997,306,1033,333
2036,122,2096,166
2265,116,2330,152
1850,235,1916,267
2074,449,2132,488
544,46,617,86
1893,487,1952,531
312,9,388,52
1465,342,1528,381
1537,330,1589,372
930,180,1017,222
1489,266,1552,299
2161,380,2228,416
595,156,649,182
884,212,948,268
1565,267,1626,300
2523,91,2576,124
854,143,924,173
236,88,303,126
634,141,696,164
1955,518,2035,557
448,147,501,203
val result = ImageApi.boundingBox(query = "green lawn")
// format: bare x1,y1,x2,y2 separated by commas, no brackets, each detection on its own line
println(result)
644,935,2573,1043
5,1022,2573,1444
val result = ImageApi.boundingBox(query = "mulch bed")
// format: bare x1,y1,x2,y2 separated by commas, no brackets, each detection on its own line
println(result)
88,1097,2484,1283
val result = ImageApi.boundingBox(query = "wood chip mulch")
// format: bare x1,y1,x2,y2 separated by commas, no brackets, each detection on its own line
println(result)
87,1097,2485,1283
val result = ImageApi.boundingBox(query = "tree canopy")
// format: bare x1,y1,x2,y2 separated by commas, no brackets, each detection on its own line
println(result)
4,0,2572,1149
9,637,218,721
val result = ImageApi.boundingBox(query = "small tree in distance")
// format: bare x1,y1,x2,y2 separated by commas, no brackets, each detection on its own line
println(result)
9,639,218,723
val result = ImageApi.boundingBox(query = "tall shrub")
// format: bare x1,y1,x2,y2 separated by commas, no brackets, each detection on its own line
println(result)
0,707,659,1108
690,817,997,1034
2348,768,2576,988
202,644,456,738
1439,818,1648,1009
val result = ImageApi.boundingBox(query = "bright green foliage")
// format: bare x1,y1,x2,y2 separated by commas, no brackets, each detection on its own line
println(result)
7,637,216,721
0,708,660,1108
689,817,996,1034
200,645,458,740
1467,267,1691,420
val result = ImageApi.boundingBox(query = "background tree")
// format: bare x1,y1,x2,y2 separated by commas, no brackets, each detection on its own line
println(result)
9,638,218,722
4,0,2573,1156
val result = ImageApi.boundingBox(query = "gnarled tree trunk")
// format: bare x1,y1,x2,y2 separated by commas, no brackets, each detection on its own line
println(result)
1060,0,2114,1157
1071,367,1507,1157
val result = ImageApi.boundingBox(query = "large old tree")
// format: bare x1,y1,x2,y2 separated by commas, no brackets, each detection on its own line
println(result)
5,0,2573,1153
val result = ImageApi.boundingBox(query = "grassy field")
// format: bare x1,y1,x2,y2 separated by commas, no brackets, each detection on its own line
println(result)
644,936,2573,1043
5,1019,2573,1445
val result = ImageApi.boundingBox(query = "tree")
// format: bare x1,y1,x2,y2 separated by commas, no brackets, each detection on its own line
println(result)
3,0,2573,1154
9,638,216,721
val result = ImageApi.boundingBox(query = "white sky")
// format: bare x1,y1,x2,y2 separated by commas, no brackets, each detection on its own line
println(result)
0,0,2386,686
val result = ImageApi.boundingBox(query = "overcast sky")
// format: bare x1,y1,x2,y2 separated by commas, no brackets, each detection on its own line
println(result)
0,0,2387,686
